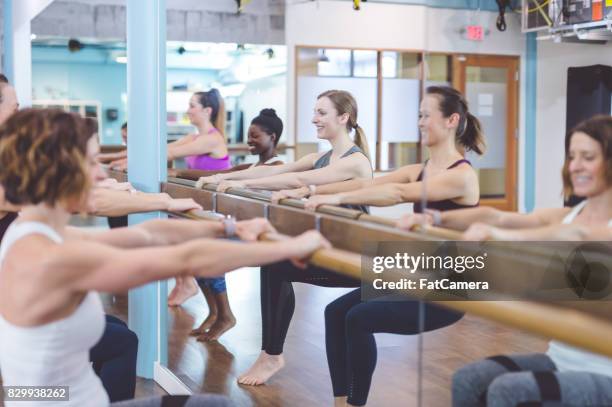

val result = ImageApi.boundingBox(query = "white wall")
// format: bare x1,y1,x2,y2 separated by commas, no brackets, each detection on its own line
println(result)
285,0,528,209
535,41,612,208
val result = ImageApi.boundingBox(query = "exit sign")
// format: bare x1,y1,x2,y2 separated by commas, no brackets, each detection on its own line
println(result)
466,25,484,41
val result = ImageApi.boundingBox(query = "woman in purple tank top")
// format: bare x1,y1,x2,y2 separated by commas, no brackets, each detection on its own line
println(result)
167,90,235,342
168,88,230,171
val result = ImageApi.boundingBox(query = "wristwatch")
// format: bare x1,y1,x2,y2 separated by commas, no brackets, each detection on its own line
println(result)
222,215,236,238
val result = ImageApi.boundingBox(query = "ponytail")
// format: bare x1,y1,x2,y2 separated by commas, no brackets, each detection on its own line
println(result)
213,95,226,136
195,88,225,136
459,112,485,155
426,85,486,156
317,89,370,160
353,125,370,161
208,88,225,136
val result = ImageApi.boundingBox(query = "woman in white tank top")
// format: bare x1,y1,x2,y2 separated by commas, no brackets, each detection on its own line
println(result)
421,115,612,405
0,109,329,407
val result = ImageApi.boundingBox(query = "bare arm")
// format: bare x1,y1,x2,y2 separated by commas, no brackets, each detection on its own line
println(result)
66,218,226,248
439,207,570,231
167,134,224,161
196,153,318,187
170,161,282,181
222,154,372,191
304,166,474,209
87,188,201,217
98,150,127,163
313,164,418,195
464,223,612,241
31,230,327,294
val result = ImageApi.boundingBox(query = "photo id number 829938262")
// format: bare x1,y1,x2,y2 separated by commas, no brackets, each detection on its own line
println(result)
3,386,69,401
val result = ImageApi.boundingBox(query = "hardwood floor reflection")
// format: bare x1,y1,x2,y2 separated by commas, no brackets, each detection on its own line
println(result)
103,267,547,407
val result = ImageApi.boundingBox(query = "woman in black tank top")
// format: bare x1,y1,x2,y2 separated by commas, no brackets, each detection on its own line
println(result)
322,86,487,407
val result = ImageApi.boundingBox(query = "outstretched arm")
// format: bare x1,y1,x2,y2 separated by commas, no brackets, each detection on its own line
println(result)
304,166,473,209
463,222,612,241
219,154,371,192
32,229,329,294
196,153,318,187
87,188,201,217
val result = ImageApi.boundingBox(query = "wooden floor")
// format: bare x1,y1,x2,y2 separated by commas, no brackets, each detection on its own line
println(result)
103,266,548,407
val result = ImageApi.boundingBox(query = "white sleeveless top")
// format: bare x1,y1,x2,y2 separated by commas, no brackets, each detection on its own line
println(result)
0,222,108,406
248,156,279,169
546,200,612,378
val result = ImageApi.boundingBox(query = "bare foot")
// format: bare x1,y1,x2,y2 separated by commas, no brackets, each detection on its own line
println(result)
168,278,199,307
198,314,236,342
237,352,285,386
334,396,348,407
190,313,217,336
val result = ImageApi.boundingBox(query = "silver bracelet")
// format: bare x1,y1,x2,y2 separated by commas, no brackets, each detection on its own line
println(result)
222,215,236,238
307,184,317,197
429,210,442,226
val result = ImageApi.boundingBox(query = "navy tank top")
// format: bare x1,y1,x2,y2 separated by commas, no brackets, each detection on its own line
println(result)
313,146,370,213
413,159,479,213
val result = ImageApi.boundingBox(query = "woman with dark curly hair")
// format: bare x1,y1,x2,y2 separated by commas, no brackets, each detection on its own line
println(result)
0,109,329,407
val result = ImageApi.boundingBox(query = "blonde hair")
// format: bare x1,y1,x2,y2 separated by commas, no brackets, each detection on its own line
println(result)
317,89,370,160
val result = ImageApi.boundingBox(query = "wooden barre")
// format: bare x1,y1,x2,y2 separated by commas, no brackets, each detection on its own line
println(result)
106,169,612,358
167,207,612,359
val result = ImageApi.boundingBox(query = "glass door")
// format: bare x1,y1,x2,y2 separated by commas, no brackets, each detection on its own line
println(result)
452,55,519,211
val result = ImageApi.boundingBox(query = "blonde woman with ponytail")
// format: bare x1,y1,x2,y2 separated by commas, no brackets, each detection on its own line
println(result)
197,90,372,209
218,91,372,387
279,86,485,213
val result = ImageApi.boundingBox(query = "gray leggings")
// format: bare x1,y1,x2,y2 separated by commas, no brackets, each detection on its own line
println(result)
112,394,233,406
453,353,612,407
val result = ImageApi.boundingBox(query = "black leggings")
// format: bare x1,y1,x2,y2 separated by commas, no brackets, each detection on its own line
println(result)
260,260,359,355
325,288,464,406
90,314,138,402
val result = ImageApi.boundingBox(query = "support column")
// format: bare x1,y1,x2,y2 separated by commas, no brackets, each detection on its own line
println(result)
524,32,537,212
126,0,168,378
2,0,53,107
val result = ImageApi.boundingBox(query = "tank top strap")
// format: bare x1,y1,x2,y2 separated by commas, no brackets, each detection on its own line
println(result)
561,200,588,225
447,159,472,169
0,221,63,262
416,159,471,182
340,145,364,158
313,150,334,169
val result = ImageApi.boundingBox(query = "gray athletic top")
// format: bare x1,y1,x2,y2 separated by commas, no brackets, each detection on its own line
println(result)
313,145,369,213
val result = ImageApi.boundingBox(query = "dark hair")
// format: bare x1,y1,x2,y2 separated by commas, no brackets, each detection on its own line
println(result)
0,74,8,84
0,109,92,207
84,117,98,137
425,86,485,155
317,89,370,160
194,88,226,135
562,115,612,199
251,108,283,146
121,122,127,130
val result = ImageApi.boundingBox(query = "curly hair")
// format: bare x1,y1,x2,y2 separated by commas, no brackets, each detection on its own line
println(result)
562,115,612,199
0,109,91,207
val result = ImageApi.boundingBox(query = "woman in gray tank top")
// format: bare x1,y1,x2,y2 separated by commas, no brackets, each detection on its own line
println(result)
195,90,373,207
